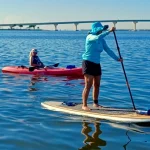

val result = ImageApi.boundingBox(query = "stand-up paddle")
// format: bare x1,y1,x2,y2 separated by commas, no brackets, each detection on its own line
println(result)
29,63,59,72
113,30,136,110
113,30,150,116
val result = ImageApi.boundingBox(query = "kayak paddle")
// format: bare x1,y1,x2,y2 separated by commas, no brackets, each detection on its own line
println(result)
29,63,59,72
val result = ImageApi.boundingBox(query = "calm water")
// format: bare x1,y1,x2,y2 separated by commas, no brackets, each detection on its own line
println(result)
0,30,150,150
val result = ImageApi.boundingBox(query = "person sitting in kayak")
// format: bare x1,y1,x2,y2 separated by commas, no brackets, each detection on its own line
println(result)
29,48,59,71
29,48,46,68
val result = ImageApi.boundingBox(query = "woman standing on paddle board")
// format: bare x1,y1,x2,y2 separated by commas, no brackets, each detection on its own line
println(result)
82,22,123,111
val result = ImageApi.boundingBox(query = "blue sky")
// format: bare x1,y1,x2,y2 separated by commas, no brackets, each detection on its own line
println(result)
0,0,150,30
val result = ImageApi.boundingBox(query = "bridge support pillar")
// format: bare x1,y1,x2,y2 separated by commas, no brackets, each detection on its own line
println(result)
113,21,117,28
74,23,78,31
54,24,58,31
133,21,138,31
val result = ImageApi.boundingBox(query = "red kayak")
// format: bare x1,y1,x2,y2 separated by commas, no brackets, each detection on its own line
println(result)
2,66,83,77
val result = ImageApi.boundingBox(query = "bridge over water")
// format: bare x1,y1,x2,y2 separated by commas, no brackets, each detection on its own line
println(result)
0,19,150,31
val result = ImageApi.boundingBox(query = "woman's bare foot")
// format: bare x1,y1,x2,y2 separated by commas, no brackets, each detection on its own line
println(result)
93,103,103,108
82,106,91,111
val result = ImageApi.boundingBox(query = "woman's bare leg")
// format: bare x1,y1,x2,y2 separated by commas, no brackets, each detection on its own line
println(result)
93,75,101,107
82,74,93,110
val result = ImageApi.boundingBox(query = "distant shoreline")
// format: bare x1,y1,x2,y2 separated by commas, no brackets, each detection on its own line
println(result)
0,29,150,31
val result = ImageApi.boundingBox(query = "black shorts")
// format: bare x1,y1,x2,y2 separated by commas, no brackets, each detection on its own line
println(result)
82,60,102,76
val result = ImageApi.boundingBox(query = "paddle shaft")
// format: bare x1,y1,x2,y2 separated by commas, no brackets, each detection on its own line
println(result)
113,31,136,110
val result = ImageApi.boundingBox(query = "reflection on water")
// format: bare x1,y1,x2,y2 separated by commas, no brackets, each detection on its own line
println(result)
28,74,84,91
79,121,135,150
79,121,106,150
123,128,131,150
28,75,47,91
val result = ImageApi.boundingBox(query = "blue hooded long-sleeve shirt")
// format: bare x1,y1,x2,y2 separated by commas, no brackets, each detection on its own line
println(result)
82,31,119,64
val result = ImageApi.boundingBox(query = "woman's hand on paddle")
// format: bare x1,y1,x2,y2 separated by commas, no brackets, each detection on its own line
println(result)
44,66,48,68
118,57,123,62
109,27,116,32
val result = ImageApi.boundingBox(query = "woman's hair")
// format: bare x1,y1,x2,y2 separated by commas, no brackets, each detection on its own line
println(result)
29,48,38,57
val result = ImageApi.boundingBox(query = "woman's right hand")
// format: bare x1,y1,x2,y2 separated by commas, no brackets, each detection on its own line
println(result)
109,27,116,32
118,57,123,62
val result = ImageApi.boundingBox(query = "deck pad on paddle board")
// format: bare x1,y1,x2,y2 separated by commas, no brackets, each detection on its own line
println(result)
41,101,150,123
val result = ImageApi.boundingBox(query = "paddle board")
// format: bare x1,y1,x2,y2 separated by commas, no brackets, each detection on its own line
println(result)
41,101,150,123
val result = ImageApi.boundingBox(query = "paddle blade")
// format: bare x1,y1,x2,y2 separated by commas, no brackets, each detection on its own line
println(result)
136,110,150,115
53,63,59,67
148,109,150,115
